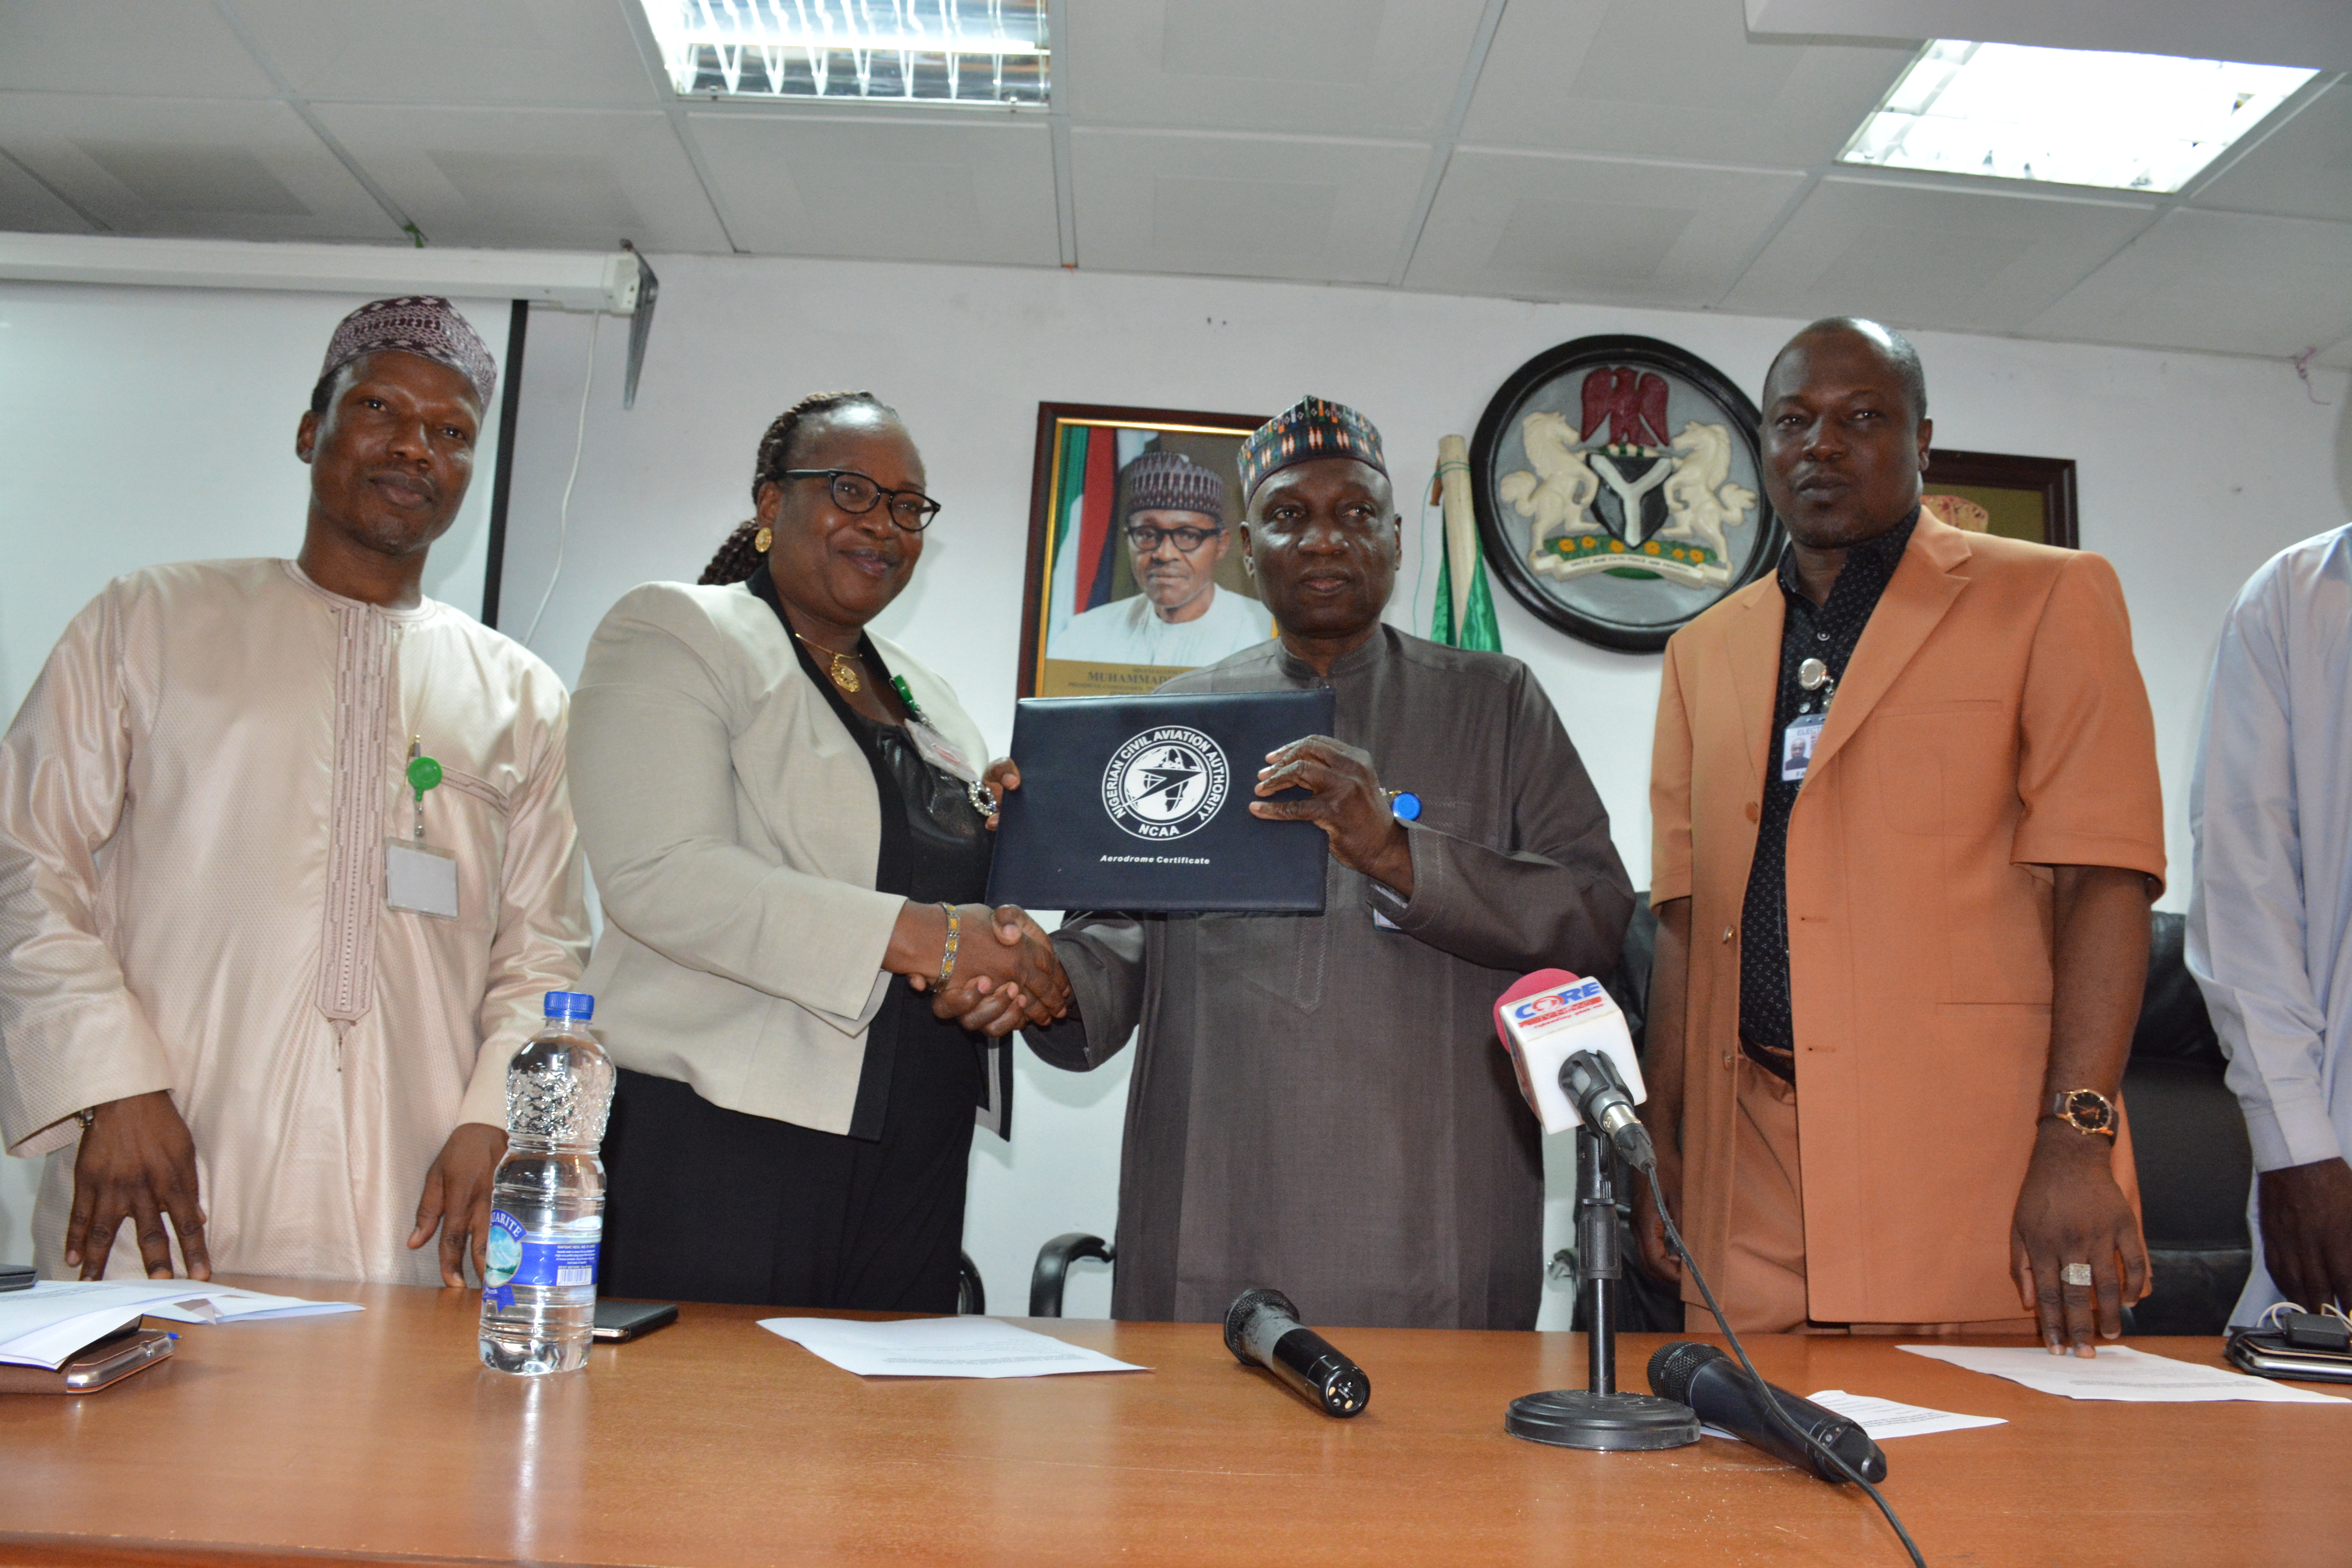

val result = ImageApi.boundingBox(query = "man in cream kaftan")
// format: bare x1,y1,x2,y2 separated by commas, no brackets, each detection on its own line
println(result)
0,297,588,1284
0,560,587,1284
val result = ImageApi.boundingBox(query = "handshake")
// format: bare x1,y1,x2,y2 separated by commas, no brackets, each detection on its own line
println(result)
908,902,1074,1038
896,759,1071,1038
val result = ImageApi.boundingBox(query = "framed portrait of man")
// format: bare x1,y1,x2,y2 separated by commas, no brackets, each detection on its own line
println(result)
1018,401,1272,699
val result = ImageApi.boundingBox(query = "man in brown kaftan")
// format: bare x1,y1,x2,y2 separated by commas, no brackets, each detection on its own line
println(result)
982,397,1633,1328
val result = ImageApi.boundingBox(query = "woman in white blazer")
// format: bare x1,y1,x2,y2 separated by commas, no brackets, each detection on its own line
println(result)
570,391,1067,1310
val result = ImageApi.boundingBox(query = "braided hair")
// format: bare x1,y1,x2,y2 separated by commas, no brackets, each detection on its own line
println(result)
699,390,898,585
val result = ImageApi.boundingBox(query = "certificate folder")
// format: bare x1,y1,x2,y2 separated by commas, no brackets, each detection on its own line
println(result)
986,688,1335,914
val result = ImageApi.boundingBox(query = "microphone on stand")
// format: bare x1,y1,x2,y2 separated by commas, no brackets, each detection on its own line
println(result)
1223,1288,1369,1417
1648,1341,1888,1484
1492,971,1698,1452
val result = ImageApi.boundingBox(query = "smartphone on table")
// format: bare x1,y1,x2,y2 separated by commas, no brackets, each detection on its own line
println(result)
0,1327,176,1394
592,1299,678,1343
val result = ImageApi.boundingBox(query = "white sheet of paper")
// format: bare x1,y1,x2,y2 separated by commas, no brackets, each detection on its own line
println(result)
1899,1343,2351,1403
143,1286,363,1325
1803,1390,2006,1438
0,1281,201,1367
0,1281,361,1365
759,1315,1148,1379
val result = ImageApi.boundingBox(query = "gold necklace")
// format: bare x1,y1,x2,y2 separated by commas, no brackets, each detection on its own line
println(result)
793,630,863,694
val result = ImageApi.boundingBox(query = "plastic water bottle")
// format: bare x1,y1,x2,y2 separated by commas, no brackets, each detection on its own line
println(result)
478,991,615,1375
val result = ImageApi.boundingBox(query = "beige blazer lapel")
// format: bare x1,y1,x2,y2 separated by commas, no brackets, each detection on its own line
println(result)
1805,514,1973,783
1722,578,1784,790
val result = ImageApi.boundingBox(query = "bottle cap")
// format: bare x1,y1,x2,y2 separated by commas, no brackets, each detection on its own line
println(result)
543,991,594,1021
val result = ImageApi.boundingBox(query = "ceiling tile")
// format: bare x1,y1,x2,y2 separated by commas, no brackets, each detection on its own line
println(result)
0,0,276,97
1060,0,1486,138
1406,149,1804,305
0,93,400,240
0,151,92,231
1460,0,1913,166
2028,209,2352,358
309,104,726,251
1069,129,1428,284
2191,83,2352,224
221,0,657,108
686,113,1058,264
1720,176,2155,332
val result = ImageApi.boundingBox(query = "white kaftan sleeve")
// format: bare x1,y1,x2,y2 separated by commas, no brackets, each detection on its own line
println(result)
0,587,176,1156
457,693,592,1129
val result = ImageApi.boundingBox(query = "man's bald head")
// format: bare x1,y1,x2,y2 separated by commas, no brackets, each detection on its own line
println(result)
1767,318,1927,426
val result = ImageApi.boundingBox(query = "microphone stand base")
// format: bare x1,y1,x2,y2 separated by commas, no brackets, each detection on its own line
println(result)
1504,1389,1700,1451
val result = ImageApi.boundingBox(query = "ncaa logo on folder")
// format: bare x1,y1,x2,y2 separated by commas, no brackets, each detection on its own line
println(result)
1102,726,1230,840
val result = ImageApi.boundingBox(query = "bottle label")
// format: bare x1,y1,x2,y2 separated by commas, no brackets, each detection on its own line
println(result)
483,1209,599,1310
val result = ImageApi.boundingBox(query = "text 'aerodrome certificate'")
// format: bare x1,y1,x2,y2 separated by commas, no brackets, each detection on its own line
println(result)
985,688,1334,914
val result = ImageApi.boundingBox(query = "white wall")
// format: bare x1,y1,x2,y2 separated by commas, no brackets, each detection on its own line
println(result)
0,281,509,1267
491,254,2350,1324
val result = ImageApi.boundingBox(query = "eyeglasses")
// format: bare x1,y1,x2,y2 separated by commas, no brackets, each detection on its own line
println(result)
1125,524,1222,554
780,469,942,531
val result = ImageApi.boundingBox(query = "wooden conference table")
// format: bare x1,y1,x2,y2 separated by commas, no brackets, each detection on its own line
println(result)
2,1279,2347,1568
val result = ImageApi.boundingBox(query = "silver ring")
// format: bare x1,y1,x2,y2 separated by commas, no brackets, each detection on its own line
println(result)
2060,1262,2094,1288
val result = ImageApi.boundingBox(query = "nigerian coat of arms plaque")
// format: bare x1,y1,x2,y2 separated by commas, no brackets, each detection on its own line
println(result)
1470,334,1782,652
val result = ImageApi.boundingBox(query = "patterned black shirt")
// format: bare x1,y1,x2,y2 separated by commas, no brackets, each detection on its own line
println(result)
1737,509,1919,1080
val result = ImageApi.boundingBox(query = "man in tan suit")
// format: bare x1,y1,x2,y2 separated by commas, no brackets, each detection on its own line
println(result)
1635,318,2165,1354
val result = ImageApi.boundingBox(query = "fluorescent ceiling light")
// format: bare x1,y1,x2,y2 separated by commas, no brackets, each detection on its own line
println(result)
1838,40,2317,193
638,0,1048,107
0,234,642,314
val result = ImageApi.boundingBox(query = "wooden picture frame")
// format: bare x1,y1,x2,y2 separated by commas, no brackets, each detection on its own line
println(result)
1018,401,1270,699
1921,448,2078,548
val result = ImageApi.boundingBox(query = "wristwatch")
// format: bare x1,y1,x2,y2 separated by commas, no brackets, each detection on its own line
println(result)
2045,1088,2118,1139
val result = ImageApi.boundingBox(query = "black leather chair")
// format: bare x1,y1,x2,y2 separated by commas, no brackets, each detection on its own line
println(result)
1027,1233,1115,1318
1595,902,2251,1334
2123,912,2253,1332
956,1251,985,1315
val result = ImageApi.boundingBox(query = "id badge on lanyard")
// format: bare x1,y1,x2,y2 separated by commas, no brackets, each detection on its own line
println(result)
385,740,459,920
1780,657,1835,785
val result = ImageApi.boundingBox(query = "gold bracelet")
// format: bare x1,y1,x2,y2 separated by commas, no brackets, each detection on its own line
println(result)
937,902,960,988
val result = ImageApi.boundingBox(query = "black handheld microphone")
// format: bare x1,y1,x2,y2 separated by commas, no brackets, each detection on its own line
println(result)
1647,1341,1887,1484
1223,1288,1370,1417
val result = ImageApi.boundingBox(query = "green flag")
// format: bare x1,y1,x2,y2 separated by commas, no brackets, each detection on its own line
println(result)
1430,445,1503,653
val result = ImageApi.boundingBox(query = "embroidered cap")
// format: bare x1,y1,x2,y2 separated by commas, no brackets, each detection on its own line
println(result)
318,296,497,409
1121,450,1227,527
1237,395,1387,503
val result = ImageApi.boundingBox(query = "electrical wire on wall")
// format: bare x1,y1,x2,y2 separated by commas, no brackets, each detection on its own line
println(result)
523,309,601,648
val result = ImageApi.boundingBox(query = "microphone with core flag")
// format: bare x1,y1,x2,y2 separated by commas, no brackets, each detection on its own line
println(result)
1492,969,1654,1169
